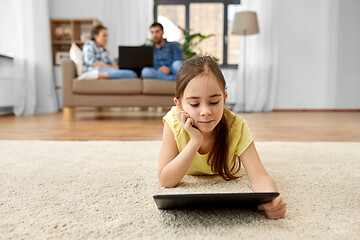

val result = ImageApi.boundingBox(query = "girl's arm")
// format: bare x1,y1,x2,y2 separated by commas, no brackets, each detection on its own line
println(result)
158,122,201,187
158,111,203,188
240,142,287,219
240,142,277,192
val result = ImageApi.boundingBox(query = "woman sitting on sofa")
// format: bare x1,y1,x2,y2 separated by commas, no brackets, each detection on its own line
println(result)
80,25,137,80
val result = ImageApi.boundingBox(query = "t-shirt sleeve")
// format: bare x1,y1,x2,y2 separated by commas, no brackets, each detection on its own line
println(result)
233,117,254,157
162,107,181,140
163,107,187,153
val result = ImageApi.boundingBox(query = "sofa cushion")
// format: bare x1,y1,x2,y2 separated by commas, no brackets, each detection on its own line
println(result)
73,78,142,95
69,43,83,76
142,79,176,95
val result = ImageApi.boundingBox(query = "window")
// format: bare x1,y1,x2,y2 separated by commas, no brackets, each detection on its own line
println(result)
157,5,185,42
227,4,244,64
154,0,241,68
190,3,224,63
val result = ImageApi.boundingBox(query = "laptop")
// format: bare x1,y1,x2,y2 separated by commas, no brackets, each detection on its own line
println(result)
153,192,279,209
118,46,153,77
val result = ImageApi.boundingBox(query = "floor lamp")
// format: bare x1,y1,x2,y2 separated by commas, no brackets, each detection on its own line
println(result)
232,11,259,112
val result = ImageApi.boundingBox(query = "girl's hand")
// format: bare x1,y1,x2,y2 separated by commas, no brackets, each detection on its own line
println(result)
176,110,203,145
258,194,287,219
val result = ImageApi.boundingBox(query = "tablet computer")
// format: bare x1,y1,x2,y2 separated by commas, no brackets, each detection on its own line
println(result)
153,192,279,209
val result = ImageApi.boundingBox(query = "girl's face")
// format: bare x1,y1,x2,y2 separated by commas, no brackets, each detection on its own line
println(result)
176,72,227,134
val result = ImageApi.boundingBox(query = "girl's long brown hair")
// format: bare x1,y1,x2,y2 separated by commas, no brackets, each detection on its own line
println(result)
175,56,240,180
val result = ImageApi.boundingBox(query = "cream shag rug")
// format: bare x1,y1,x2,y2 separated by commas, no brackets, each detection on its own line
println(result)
0,140,359,239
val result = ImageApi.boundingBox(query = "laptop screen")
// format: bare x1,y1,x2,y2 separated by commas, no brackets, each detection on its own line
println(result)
118,46,153,76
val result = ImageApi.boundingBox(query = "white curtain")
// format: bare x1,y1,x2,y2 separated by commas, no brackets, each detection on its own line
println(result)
233,0,279,112
100,0,154,57
13,0,58,116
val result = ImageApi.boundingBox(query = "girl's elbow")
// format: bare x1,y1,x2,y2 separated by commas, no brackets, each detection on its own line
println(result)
160,182,177,188
158,174,178,188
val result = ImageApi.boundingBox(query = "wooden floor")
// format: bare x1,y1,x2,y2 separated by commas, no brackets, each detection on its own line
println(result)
0,108,359,141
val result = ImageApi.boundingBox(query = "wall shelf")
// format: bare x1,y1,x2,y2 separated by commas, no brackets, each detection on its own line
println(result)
50,18,101,65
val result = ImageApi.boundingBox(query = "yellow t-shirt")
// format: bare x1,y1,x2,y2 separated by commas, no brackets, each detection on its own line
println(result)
163,106,254,175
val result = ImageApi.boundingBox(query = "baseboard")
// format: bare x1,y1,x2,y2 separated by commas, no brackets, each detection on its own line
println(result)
0,106,14,115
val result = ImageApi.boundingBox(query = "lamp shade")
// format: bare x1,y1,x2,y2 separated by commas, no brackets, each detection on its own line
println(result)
232,11,259,35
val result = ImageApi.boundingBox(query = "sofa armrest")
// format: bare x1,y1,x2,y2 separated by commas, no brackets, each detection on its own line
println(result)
61,59,77,107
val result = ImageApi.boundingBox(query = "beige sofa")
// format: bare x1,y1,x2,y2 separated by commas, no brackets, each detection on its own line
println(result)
62,59,176,120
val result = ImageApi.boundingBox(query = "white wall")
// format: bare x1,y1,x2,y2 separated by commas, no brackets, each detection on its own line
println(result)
0,57,15,107
335,0,360,108
274,0,360,109
0,1,15,57
0,1,15,110
275,0,330,109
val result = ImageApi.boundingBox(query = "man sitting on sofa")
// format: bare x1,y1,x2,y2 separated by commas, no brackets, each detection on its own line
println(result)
141,22,183,81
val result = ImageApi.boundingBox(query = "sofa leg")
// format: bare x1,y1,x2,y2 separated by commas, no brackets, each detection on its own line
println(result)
63,107,75,121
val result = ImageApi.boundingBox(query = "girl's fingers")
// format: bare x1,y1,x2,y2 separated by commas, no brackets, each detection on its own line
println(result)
269,213,285,220
266,206,286,216
176,111,199,135
184,117,193,130
177,111,190,126
258,195,286,219
259,195,283,211
176,110,185,119
267,208,287,219
260,197,286,219
181,113,188,125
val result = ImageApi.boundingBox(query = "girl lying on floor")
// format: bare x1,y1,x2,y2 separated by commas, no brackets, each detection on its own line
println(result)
158,56,286,219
